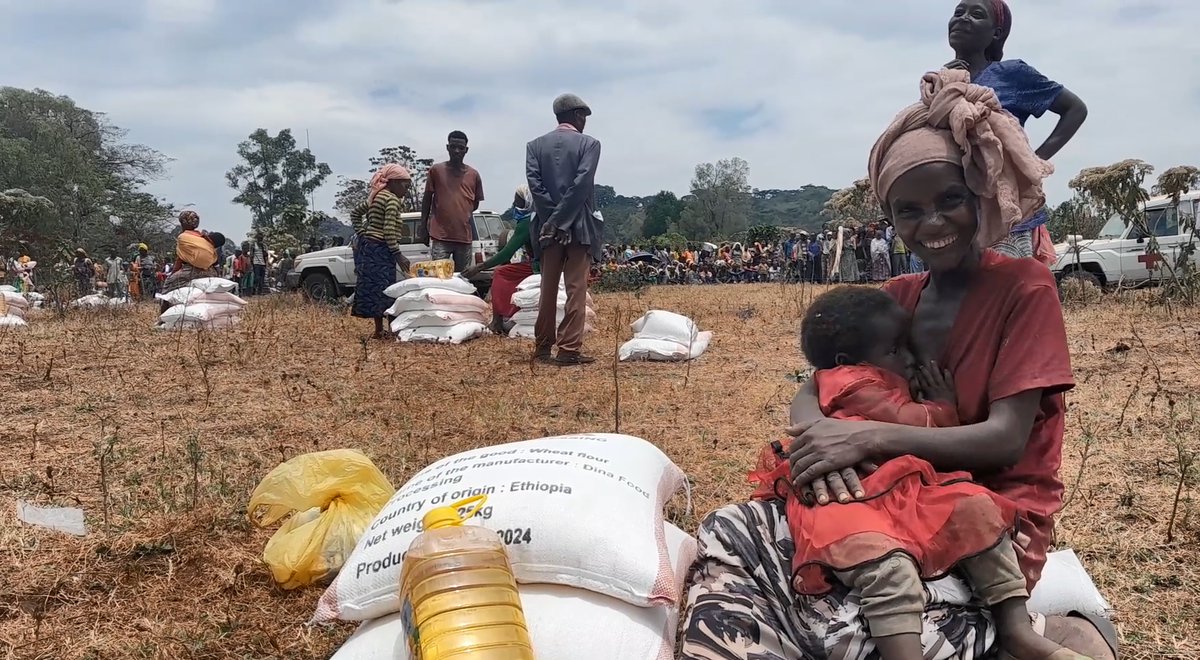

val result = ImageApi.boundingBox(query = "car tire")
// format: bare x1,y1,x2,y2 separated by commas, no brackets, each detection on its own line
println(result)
301,272,339,302
1058,270,1103,301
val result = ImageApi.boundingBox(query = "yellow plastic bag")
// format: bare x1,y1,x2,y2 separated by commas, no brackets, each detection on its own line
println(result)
248,449,394,590
410,258,455,279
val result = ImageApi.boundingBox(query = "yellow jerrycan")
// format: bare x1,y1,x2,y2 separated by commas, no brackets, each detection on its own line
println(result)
399,495,534,659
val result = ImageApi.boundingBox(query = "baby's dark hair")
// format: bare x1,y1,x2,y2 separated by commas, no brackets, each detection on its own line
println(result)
800,286,900,369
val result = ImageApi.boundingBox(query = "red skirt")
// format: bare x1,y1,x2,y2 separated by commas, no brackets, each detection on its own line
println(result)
490,262,534,319
749,444,1019,595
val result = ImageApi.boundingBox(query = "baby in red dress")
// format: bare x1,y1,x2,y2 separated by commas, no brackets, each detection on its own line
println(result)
751,285,1083,660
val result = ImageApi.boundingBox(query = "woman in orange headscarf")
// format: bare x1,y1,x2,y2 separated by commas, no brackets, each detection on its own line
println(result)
349,164,412,339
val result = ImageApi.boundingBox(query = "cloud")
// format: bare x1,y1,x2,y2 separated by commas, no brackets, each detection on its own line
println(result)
0,0,1197,238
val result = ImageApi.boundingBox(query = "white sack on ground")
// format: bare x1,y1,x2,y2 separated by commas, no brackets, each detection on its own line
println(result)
186,277,238,294
329,524,697,660
2,291,29,309
620,332,713,362
620,311,711,362
158,302,243,326
0,315,28,328
157,288,248,308
389,309,488,334
0,285,15,293
396,322,488,345
155,316,241,331
71,294,111,309
387,289,488,316
313,433,689,623
1027,550,1113,617
510,306,597,326
630,310,699,344
384,276,475,298
509,322,597,340
511,288,595,310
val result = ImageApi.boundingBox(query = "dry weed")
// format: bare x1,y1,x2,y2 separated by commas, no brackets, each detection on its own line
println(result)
0,286,1197,658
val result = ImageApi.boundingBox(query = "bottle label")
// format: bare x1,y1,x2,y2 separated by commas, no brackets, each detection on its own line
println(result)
400,597,421,656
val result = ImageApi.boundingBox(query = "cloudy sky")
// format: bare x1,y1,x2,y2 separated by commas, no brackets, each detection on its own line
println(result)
2,0,1195,238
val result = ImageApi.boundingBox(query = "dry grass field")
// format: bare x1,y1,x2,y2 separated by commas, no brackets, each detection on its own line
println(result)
1,283,1197,659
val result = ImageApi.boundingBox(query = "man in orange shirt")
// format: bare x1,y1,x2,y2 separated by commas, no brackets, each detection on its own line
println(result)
420,131,485,273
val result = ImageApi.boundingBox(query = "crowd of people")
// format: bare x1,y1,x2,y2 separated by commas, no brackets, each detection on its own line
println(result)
4,222,299,303
594,225,926,286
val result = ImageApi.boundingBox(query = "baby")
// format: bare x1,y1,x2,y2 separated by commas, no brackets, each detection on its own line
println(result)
751,285,1086,660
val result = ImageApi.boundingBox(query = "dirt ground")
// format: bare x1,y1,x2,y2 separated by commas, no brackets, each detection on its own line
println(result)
1,283,1197,659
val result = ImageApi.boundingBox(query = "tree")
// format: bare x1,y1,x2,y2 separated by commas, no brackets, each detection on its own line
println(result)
0,87,174,259
642,191,683,238
226,128,332,230
1068,159,1154,232
822,178,877,229
678,157,752,240
334,145,432,218
1045,198,1106,242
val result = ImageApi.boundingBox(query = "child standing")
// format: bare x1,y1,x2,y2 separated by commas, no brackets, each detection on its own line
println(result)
751,286,1087,660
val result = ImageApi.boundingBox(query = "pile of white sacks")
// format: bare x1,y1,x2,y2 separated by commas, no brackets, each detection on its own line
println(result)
384,276,489,344
154,278,246,330
323,433,696,660
0,288,30,328
620,310,712,362
508,274,596,340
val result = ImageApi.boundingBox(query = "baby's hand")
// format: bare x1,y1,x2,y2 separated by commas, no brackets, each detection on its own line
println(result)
916,361,957,406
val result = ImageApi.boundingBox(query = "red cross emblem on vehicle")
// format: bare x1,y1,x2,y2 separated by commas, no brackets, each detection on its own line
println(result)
1138,251,1162,271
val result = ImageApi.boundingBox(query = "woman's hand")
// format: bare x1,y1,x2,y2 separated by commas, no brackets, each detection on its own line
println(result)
799,461,881,506
786,418,887,501
461,264,484,279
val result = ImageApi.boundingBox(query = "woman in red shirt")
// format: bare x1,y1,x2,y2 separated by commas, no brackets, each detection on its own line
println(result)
680,69,1115,660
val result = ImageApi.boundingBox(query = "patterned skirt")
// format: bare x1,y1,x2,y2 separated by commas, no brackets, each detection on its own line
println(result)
679,499,997,660
352,237,396,319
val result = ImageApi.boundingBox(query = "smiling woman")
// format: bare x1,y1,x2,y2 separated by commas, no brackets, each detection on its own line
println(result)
678,70,1116,660
946,0,1089,264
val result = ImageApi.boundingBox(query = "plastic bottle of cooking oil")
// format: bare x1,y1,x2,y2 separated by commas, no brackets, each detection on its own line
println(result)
399,495,534,660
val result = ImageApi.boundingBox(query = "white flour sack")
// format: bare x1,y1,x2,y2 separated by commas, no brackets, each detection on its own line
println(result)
313,433,689,623
384,276,475,298
330,524,697,660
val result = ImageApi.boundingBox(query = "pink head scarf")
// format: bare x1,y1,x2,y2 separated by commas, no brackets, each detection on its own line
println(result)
368,163,412,204
868,68,1053,249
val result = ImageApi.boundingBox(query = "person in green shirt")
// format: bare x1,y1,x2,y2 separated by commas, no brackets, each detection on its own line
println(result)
464,184,539,334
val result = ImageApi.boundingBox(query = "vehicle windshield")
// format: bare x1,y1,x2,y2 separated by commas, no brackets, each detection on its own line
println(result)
1098,214,1125,239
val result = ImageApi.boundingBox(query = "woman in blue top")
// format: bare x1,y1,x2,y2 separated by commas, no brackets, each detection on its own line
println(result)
947,0,1088,263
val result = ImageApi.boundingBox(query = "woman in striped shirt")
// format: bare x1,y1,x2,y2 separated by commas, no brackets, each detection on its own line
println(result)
351,164,412,339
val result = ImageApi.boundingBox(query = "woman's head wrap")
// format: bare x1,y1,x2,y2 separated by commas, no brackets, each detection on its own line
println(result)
514,183,532,211
369,164,412,204
987,0,1012,62
179,210,200,230
867,68,1053,249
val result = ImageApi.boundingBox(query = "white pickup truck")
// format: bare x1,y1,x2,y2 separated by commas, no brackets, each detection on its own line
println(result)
1052,190,1200,288
286,210,508,300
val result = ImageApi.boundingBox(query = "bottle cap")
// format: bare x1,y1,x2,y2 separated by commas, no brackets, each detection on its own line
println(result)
421,494,488,530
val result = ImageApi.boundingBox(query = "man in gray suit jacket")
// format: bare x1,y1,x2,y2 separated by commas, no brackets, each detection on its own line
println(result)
526,93,603,365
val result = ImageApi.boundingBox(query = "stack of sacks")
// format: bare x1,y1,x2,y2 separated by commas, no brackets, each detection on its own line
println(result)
155,277,246,330
507,273,597,340
620,310,712,362
0,290,29,328
24,292,45,309
321,433,697,660
384,276,488,344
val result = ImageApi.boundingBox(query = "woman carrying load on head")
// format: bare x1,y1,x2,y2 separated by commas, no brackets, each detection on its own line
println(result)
946,0,1088,265
463,184,539,335
678,69,1117,660
349,164,412,339
162,210,226,299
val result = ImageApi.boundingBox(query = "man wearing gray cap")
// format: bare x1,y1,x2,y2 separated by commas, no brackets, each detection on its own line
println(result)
525,93,603,365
